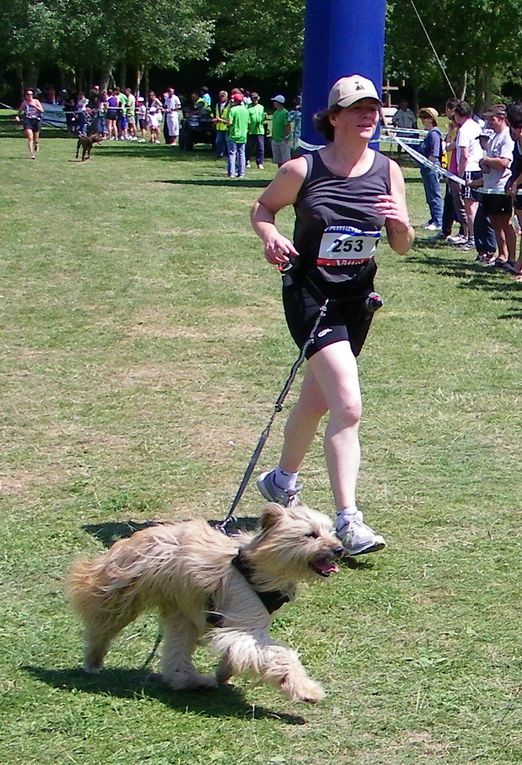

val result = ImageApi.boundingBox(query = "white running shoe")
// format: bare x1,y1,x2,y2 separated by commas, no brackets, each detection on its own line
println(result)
447,234,467,245
336,511,386,556
425,223,442,231
256,470,302,507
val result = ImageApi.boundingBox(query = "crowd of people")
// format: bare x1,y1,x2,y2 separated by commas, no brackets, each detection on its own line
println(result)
391,97,522,282
24,82,302,175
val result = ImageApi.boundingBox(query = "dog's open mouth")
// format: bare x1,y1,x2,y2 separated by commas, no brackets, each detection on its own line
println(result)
310,557,339,577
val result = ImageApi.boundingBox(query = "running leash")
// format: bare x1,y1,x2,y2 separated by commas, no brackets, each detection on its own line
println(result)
217,284,329,535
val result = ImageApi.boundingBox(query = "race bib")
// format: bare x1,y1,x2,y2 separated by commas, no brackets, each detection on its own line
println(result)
317,226,380,267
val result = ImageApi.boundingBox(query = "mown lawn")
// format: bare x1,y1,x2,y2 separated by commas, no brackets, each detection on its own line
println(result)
0,114,521,764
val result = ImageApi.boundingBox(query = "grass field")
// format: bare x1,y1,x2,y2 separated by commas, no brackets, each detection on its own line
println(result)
1,115,521,765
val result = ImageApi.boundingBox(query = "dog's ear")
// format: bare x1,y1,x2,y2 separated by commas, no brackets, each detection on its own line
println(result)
260,503,285,530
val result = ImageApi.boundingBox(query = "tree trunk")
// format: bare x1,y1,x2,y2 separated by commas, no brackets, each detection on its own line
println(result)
24,63,39,90
118,62,127,89
99,64,112,92
136,65,143,97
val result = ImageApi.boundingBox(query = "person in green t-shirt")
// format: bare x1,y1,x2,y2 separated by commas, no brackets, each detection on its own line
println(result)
226,93,249,178
270,94,291,166
124,87,137,140
246,92,266,169
114,87,128,140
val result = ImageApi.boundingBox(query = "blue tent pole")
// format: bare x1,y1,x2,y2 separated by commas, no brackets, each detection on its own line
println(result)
301,0,387,147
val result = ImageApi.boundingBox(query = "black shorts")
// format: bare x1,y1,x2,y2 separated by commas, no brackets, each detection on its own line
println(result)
481,193,512,217
282,279,376,359
463,171,482,200
107,110,118,121
23,117,40,132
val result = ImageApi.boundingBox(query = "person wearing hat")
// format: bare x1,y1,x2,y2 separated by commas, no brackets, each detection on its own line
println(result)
251,74,413,556
270,95,291,166
417,107,444,231
212,90,230,159
225,92,249,178
246,92,266,169
477,104,516,270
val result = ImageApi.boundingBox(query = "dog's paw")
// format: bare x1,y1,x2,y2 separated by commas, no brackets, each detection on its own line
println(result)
83,662,102,675
300,681,325,704
165,672,218,691
281,675,325,703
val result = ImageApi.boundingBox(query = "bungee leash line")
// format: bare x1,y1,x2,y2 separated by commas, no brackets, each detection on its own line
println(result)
217,278,329,536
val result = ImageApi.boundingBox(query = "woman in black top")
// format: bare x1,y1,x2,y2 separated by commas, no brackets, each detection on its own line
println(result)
251,75,414,556
15,89,44,159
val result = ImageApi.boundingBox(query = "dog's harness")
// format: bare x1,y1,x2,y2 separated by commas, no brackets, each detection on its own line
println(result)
205,549,290,627
231,551,291,613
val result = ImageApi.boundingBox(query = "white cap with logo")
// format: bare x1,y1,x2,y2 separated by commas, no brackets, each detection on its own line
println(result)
271,95,286,104
328,75,381,109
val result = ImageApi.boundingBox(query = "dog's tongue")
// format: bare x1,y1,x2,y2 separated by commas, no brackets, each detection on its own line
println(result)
315,559,339,575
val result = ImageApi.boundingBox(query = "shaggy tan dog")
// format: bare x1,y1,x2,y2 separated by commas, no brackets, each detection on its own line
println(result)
69,503,343,703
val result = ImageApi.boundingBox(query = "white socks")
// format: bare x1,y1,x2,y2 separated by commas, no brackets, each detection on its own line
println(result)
273,467,299,492
336,507,359,531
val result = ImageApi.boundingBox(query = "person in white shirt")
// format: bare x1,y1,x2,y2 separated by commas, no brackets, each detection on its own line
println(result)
480,104,516,268
163,87,182,145
454,101,483,250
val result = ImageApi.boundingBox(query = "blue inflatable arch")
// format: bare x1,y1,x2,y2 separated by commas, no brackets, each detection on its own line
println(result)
301,0,387,146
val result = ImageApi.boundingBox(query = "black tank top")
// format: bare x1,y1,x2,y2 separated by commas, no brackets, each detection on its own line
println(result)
292,150,391,295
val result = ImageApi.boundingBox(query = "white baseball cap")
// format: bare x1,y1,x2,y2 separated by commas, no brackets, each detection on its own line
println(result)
328,75,381,109
271,95,285,104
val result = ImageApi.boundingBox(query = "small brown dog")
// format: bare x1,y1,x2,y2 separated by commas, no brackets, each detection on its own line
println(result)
68,503,343,702
75,133,103,161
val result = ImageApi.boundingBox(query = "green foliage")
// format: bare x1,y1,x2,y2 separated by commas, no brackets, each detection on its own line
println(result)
387,0,522,104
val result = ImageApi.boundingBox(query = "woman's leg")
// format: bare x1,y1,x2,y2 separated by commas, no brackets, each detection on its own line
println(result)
306,341,362,510
25,128,35,158
278,340,361,510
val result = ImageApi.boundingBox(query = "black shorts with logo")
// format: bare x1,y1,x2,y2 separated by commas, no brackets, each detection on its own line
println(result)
282,266,377,359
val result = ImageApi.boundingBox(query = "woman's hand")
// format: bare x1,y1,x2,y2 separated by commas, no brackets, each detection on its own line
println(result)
375,194,410,232
263,233,299,266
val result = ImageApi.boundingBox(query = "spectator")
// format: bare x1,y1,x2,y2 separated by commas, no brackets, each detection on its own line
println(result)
506,101,522,279
115,87,128,140
91,89,107,136
392,99,417,131
270,94,291,167
226,92,249,178
212,90,230,159
147,91,163,144
136,96,147,142
75,90,89,136
288,97,302,158
125,87,137,141
441,97,467,243
62,92,76,133
417,108,443,231
42,83,58,104
163,86,182,145
479,104,516,270
200,86,211,108
88,85,100,107
246,92,266,169
454,101,483,251
468,131,497,263
106,89,120,140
